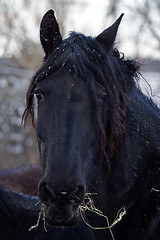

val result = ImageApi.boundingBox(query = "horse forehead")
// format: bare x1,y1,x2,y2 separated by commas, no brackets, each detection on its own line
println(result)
39,72,90,100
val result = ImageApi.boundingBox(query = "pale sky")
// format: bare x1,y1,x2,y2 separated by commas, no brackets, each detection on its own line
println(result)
0,0,159,59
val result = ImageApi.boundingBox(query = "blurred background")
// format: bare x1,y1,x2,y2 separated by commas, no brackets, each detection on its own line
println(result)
0,0,159,169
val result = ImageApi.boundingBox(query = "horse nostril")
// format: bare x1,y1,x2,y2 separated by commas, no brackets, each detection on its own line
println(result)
38,179,86,205
68,185,85,204
38,182,56,202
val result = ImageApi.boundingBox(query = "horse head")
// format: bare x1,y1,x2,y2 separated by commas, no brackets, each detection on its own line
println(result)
24,9,124,226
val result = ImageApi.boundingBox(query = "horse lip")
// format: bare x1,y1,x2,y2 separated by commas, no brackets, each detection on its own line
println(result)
45,203,80,226
47,217,79,227
47,213,80,226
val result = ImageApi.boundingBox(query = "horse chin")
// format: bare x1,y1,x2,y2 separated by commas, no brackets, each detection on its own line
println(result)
45,204,81,226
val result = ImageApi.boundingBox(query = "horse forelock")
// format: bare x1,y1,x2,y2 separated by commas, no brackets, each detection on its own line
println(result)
31,32,140,85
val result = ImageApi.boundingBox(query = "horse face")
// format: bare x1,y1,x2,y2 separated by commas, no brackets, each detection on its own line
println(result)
36,71,98,226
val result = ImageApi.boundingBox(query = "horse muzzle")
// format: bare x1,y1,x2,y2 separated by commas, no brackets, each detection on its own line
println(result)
38,177,86,226
45,202,81,226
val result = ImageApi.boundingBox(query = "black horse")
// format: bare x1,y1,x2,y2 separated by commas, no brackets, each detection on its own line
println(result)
23,10,160,240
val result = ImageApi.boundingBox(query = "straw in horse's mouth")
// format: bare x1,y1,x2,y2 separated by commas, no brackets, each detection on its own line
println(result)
29,203,47,232
29,193,126,240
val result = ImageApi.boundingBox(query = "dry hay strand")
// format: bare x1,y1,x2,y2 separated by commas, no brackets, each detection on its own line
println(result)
151,188,160,193
79,193,126,240
29,203,47,232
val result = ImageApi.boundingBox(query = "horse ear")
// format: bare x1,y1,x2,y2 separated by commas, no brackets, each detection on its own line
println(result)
40,9,62,55
96,13,124,52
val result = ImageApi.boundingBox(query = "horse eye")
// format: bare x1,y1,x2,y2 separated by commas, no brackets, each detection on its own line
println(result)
35,91,43,101
98,94,107,103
